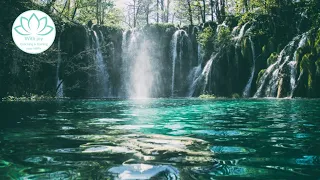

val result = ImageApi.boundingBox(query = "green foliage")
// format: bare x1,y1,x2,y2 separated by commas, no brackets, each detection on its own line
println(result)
256,69,266,85
197,27,214,49
267,52,278,66
149,23,175,30
238,12,256,26
199,94,216,99
231,93,240,98
300,53,314,72
217,26,231,45
315,30,320,54
2,95,56,102
316,59,320,76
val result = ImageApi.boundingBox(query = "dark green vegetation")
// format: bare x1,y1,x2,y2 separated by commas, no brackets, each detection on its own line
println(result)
1,99,320,179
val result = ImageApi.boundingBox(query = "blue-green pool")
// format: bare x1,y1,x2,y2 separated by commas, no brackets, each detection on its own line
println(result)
0,99,320,179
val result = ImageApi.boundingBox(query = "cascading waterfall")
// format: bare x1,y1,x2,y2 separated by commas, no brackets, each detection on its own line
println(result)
234,22,249,46
254,33,308,98
289,33,307,97
56,36,63,98
170,30,188,97
93,30,110,97
242,36,256,97
121,29,155,98
188,53,218,96
187,43,203,97
131,39,153,98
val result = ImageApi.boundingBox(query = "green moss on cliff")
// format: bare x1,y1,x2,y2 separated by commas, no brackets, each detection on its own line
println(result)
267,52,278,66
256,69,266,86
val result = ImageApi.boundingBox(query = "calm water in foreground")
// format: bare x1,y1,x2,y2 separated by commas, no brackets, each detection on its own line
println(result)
0,99,320,179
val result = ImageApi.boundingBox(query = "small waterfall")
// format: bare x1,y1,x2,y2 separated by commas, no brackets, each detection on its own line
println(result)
234,22,249,46
187,64,202,97
56,36,63,98
254,33,308,98
188,53,218,96
121,30,129,97
242,36,256,97
201,57,215,93
93,30,109,97
187,43,203,97
288,61,297,97
170,30,187,97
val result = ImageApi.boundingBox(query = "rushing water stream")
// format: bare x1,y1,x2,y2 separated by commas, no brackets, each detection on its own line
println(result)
1,99,320,179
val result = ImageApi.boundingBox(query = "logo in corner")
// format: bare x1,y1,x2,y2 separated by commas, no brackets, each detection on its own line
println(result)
12,10,56,54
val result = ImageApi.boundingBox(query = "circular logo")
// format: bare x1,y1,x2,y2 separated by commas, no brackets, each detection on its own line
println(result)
12,10,56,54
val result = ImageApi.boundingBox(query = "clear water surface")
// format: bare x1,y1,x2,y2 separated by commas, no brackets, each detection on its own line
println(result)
0,99,320,179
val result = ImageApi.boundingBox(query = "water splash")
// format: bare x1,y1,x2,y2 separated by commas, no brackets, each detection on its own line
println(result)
121,30,154,98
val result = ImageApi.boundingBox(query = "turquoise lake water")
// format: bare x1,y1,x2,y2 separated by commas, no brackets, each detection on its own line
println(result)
0,99,320,179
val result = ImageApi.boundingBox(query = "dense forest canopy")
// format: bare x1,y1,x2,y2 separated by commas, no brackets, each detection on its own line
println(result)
30,0,320,28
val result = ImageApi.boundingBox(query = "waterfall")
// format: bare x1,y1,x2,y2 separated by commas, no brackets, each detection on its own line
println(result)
121,30,129,97
93,30,109,97
188,53,218,96
170,30,187,97
201,56,215,93
254,33,308,98
289,33,307,97
121,29,154,98
234,22,249,46
56,36,63,98
187,43,203,97
187,64,202,97
242,36,256,97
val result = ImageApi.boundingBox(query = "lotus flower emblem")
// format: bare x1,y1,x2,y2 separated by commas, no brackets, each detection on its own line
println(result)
14,13,54,36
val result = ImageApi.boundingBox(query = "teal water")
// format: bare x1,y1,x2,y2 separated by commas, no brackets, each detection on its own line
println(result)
0,99,320,179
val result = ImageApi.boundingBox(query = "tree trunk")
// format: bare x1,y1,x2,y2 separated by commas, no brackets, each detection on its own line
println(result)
161,0,164,22
134,0,137,27
210,0,214,21
157,0,159,23
187,0,193,25
72,6,77,20
202,0,206,23
166,0,170,22
96,0,100,24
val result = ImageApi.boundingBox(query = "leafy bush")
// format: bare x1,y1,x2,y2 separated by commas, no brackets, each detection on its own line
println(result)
217,26,231,45
197,27,214,49
232,93,240,98
267,52,278,66
199,94,216,99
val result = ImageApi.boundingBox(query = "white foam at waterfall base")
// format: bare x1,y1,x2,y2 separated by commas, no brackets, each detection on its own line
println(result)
131,39,154,98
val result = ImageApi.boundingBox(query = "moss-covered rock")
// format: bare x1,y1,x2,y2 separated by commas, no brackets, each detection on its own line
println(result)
267,52,278,66
256,69,266,86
